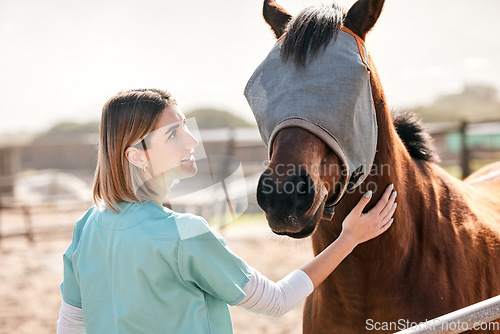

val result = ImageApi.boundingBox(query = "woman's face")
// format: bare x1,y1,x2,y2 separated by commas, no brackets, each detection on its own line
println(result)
144,104,199,179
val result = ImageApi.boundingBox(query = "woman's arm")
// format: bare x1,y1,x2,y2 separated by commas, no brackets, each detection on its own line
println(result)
238,184,396,317
238,267,314,318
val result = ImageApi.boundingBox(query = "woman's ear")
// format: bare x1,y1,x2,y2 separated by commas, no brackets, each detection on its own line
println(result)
125,147,146,169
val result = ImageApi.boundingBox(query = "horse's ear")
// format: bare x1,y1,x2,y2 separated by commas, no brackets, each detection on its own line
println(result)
263,0,292,39
344,0,385,40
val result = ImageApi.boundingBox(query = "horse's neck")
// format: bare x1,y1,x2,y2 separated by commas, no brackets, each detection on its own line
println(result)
311,115,449,318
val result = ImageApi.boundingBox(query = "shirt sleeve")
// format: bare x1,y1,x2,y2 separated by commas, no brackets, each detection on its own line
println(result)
60,208,94,308
237,267,314,318
57,301,86,334
176,216,252,306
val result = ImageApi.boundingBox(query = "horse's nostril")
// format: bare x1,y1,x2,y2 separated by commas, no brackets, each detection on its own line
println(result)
295,173,315,212
257,173,274,213
297,180,306,194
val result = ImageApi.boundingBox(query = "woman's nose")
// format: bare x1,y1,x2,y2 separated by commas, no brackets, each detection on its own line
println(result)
186,131,199,149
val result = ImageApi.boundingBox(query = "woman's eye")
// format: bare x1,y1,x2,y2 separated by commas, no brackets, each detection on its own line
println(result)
168,130,176,139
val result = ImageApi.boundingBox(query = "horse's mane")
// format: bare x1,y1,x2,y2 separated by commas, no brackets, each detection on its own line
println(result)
393,110,439,162
281,5,343,67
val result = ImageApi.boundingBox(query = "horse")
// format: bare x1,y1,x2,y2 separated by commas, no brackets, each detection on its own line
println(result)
244,0,500,333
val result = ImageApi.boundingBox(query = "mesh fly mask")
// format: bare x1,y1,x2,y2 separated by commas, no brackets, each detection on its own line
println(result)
244,27,377,212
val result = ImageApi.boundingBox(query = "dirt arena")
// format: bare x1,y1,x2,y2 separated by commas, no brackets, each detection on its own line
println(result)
0,206,313,334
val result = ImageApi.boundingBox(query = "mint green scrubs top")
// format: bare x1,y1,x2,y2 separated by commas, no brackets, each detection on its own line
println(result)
60,201,251,333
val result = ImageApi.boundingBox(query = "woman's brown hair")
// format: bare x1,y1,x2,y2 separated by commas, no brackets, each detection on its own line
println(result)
92,88,175,212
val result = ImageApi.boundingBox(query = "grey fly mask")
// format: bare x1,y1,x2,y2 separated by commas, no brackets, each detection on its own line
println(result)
244,26,377,209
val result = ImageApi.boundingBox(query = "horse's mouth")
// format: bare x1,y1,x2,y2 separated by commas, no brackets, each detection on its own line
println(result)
270,196,327,239
273,223,316,239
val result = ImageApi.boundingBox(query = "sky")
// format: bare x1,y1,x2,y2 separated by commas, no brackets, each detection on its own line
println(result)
1,0,499,135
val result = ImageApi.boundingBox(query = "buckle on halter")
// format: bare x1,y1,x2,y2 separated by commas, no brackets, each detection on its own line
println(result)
323,206,336,220
322,165,365,220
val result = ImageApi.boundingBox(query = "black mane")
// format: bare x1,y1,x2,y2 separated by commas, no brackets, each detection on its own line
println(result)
280,5,343,67
393,110,439,162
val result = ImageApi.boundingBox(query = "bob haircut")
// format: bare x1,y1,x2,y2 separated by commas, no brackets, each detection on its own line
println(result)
92,88,175,212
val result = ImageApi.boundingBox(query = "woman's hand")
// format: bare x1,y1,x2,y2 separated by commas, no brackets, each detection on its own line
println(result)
340,184,397,246
299,184,396,288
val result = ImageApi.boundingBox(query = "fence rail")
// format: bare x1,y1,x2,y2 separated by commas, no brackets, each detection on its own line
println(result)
394,295,500,334
427,119,500,178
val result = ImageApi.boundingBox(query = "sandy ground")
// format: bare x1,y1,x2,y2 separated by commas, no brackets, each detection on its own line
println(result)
0,206,313,334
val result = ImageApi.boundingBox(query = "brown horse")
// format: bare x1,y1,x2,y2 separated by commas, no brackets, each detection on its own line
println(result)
247,0,500,333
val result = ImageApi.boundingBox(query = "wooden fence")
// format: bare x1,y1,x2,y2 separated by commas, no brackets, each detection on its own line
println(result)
427,119,500,178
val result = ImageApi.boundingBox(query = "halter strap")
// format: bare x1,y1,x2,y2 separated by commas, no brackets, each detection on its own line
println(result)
322,165,365,220
322,28,371,220
339,26,370,70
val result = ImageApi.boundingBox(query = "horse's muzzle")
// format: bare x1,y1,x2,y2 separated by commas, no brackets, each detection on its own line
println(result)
256,168,317,237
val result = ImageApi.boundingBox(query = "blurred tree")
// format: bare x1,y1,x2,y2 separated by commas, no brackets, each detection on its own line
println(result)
185,108,254,129
33,108,254,140
35,121,99,141
415,84,500,122
35,108,254,141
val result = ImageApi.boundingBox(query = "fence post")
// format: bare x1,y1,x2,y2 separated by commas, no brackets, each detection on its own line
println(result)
459,121,470,178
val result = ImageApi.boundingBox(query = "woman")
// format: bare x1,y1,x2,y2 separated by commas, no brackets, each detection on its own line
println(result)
57,88,397,333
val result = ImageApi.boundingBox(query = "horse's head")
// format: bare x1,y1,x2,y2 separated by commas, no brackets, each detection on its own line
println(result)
245,0,385,238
